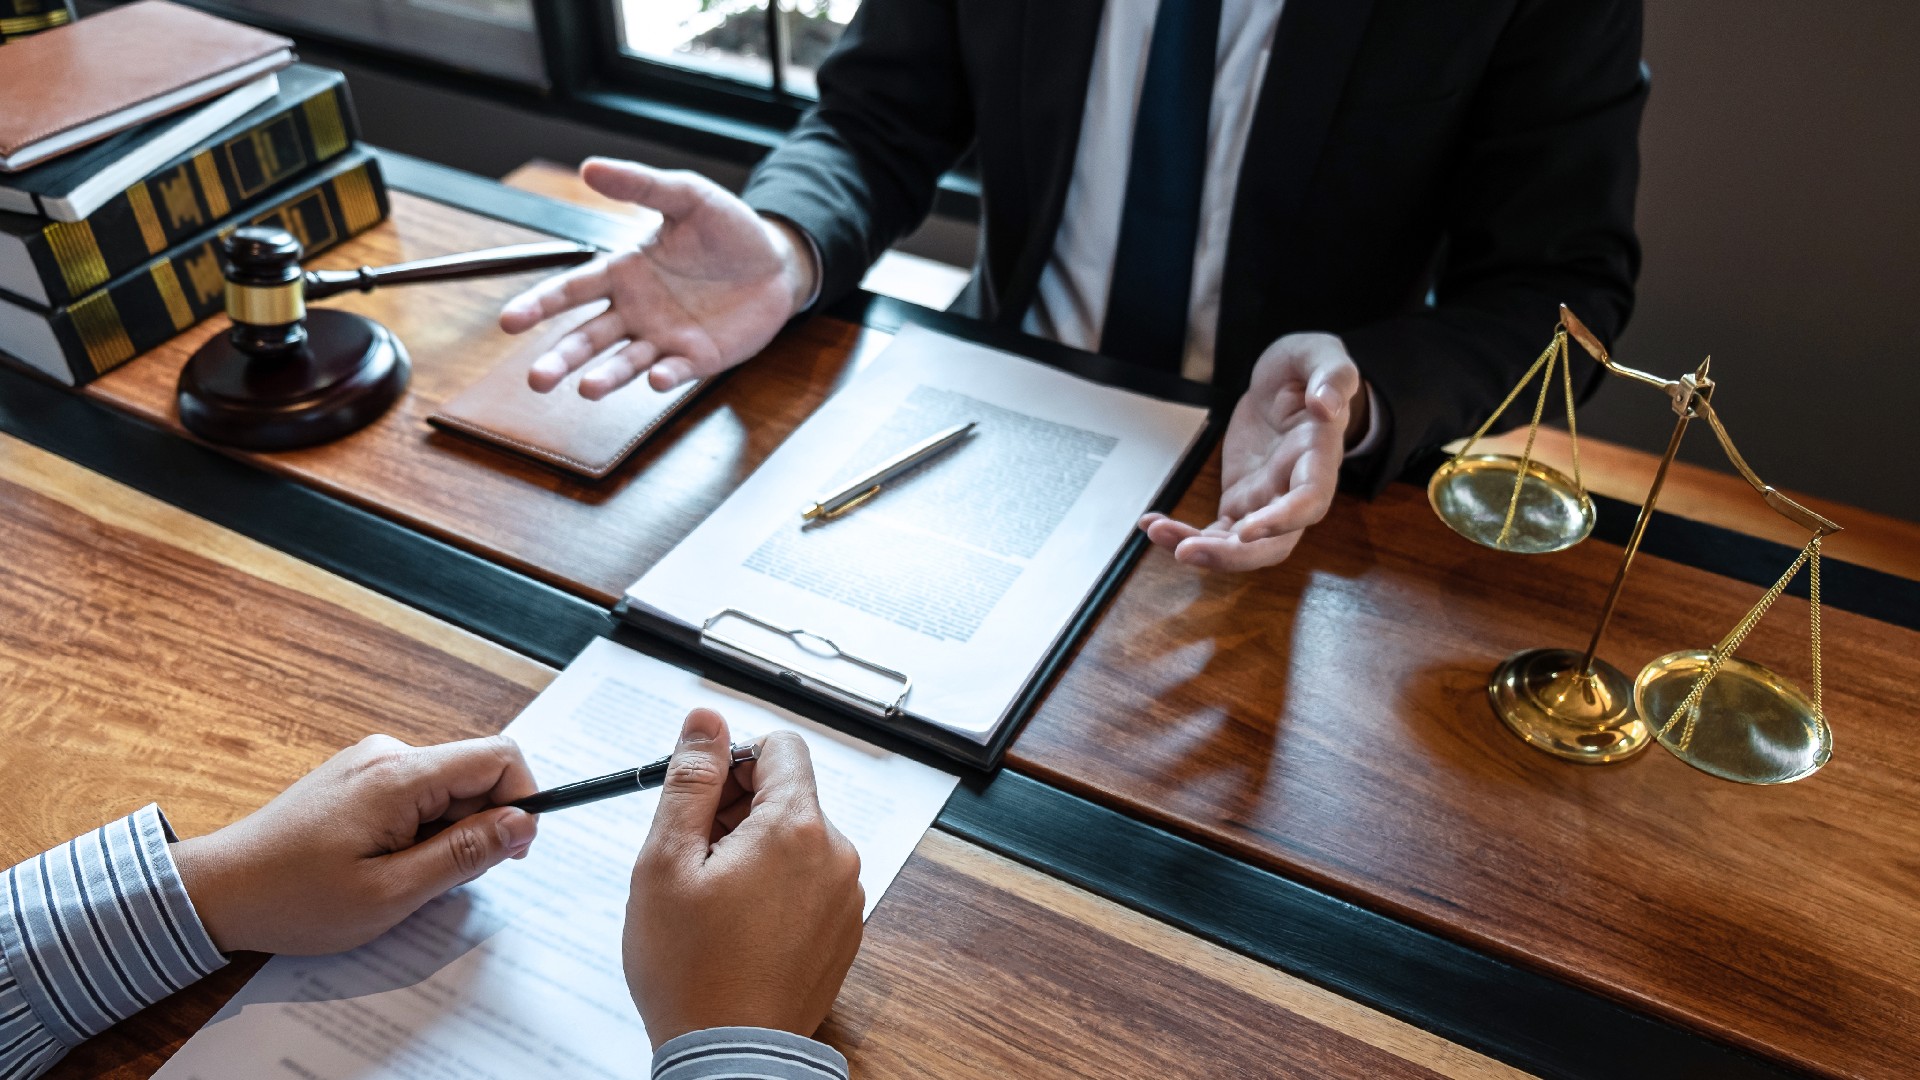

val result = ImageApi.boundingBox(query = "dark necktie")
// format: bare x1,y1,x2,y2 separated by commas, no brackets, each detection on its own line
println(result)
1099,0,1224,373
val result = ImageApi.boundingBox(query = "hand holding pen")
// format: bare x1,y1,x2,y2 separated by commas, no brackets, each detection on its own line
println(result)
512,741,760,814
625,709,864,1047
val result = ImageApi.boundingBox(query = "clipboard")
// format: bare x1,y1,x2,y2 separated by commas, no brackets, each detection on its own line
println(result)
614,303,1226,769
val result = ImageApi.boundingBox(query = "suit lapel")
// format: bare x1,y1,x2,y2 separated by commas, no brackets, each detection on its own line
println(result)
1217,0,1377,387
1003,0,1107,319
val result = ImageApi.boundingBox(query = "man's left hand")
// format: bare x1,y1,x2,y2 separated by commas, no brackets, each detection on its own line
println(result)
1139,333,1365,572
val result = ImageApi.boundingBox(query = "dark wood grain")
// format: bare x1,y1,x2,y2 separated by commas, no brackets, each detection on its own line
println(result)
1013,468,1920,1079
71,187,1920,1078
0,440,1497,1080
84,192,887,599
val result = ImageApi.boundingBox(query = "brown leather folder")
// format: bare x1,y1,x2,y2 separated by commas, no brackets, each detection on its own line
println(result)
428,313,706,480
0,1,294,170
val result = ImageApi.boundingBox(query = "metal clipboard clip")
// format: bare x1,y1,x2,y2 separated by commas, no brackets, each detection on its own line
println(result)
699,608,912,719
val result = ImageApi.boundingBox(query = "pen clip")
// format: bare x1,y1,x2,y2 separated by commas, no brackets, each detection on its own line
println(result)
818,485,881,522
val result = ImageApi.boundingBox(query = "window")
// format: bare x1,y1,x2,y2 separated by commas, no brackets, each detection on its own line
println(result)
180,0,547,86
614,0,857,102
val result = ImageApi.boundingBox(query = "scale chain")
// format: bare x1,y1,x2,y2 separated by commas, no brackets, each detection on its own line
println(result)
1810,537,1824,724
1558,332,1583,495
1495,332,1569,546
1445,332,1561,469
1661,535,1823,748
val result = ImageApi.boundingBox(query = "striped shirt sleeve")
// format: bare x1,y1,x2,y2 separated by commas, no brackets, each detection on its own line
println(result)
652,1026,850,1080
0,804,226,1080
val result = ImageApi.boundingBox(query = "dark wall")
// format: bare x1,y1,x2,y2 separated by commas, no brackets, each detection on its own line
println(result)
1584,2,1919,521
326,1,1918,521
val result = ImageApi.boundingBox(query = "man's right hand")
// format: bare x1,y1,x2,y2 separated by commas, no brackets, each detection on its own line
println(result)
499,158,819,399
624,708,863,1049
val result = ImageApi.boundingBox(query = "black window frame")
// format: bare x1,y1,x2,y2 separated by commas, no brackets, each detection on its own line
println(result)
83,0,979,214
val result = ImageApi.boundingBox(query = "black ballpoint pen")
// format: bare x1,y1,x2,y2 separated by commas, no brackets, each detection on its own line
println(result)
510,743,759,814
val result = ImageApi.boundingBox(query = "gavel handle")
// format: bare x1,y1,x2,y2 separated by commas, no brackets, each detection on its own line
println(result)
302,241,600,301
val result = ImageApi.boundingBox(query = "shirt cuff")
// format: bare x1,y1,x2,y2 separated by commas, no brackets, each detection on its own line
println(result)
1343,383,1387,460
760,212,825,314
0,804,225,1048
652,1026,850,1080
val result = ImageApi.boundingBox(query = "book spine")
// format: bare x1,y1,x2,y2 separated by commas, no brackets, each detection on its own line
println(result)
49,154,391,386
0,0,74,41
24,76,361,307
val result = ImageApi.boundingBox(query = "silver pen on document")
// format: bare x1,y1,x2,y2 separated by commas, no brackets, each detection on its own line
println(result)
802,421,978,521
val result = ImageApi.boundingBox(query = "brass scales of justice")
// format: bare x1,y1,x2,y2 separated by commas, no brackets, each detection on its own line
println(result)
1427,305,1839,785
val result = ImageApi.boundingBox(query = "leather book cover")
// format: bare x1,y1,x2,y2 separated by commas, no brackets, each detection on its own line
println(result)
0,1,292,167
428,310,706,480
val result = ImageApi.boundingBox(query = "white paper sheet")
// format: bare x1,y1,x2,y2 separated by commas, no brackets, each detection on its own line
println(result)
156,638,958,1079
627,324,1211,740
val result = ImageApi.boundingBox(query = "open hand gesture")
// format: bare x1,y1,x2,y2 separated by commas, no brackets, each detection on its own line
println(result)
1139,333,1364,571
499,158,817,398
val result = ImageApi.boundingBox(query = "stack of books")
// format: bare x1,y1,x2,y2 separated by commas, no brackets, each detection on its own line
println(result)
0,0,75,43
0,1,392,386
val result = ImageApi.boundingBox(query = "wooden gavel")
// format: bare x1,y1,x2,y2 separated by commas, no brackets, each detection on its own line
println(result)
177,225,598,451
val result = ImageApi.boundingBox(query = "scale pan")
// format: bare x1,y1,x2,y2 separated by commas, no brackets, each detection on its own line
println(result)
1427,454,1594,554
1634,650,1831,785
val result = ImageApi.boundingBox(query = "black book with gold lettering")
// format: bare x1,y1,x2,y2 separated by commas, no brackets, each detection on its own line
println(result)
0,65,358,306
0,0,75,42
0,148,387,386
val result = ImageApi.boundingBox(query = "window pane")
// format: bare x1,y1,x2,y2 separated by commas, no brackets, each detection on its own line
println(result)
619,0,774,89
185,0,545,86
779,0,857,99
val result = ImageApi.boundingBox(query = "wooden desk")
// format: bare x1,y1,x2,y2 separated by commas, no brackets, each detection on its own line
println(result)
23,159,1920,1077
0,434,1509,1080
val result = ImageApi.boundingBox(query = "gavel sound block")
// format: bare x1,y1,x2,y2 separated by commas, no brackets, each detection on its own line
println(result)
177,226,599,450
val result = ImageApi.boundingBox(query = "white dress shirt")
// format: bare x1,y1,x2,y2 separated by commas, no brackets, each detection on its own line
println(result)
1019,0,1383,455
1022,0,1285,385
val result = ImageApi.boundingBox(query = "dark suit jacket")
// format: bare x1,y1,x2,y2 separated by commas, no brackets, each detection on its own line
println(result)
743,0,1646,492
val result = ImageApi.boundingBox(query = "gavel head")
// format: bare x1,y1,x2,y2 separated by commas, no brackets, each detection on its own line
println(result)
220,225,308,355
178,222,407,450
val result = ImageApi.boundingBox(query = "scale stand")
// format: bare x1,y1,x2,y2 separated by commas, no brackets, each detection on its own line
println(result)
1430,306,1841,783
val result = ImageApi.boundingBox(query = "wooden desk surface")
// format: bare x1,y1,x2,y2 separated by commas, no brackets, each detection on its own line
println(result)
68,184,1920,1078
0,434,1512,1080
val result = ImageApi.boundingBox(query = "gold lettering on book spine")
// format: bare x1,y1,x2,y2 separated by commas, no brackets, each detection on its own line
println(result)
304,92,350,161
156,168,203,231
193,152,230,218
127,182,168,255
335,167,384,235
151,262,195,332
181,248,225,307
67,291,135,375
44,220,108,298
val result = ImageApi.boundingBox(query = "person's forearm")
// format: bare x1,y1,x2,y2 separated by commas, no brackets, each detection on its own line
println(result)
740,0,973,311
651,1026,850,1080
0,805,226,1080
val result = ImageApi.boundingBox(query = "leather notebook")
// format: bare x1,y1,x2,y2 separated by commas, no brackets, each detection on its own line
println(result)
0,1,294,171
428,313,706,480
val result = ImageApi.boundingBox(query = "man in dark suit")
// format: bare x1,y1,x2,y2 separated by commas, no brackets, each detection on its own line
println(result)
501,0,1646,572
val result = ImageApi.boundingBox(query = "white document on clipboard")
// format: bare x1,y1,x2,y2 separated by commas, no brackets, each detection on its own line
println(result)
623,323,1212,744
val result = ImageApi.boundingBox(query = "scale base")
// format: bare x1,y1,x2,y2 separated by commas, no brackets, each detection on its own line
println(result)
1488,648,1651,764
178,309,409,450
1636,650,1831,785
